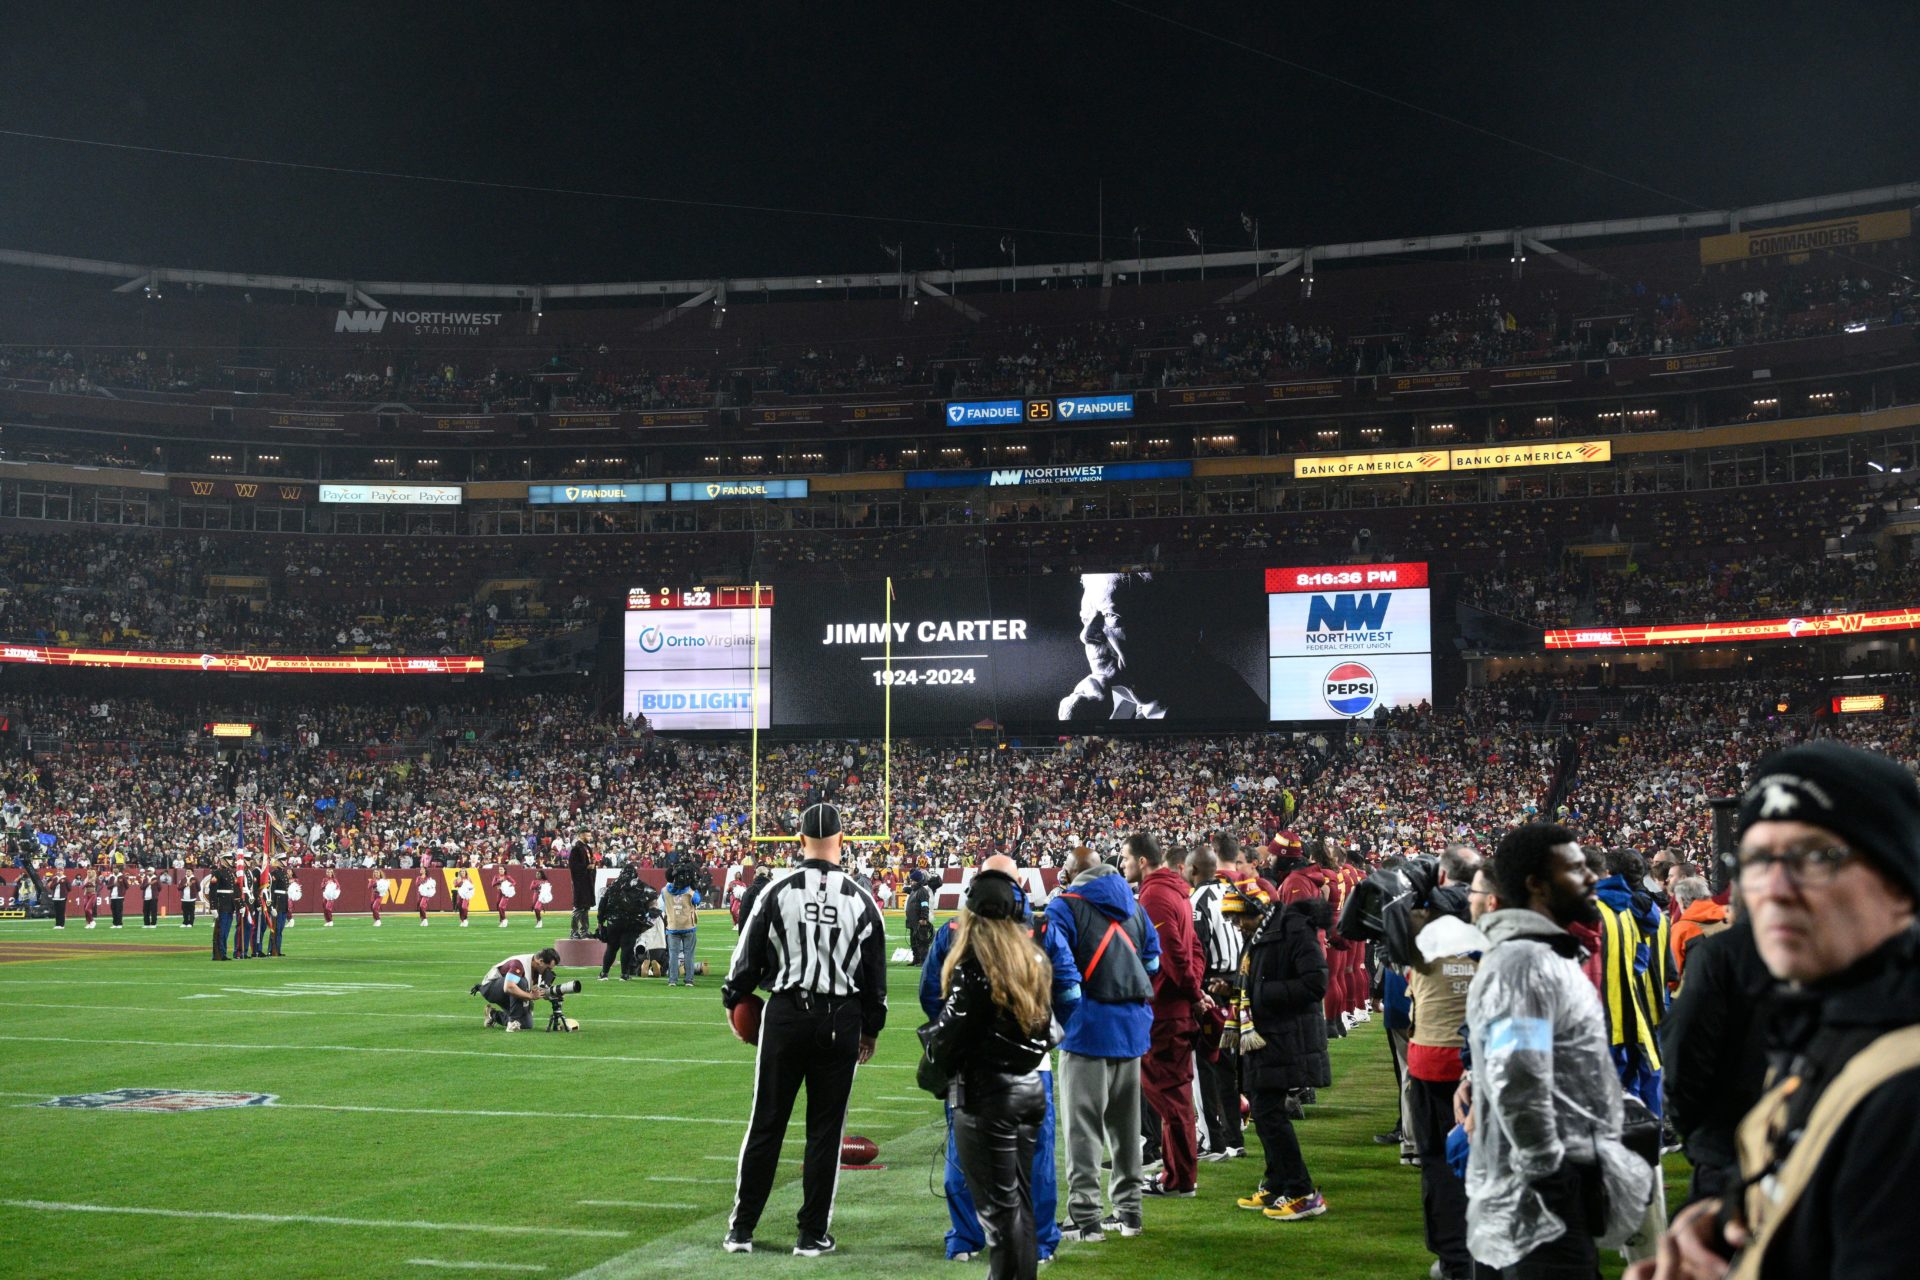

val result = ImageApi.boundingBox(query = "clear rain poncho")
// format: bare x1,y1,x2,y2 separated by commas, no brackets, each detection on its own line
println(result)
1463,909,1654,1269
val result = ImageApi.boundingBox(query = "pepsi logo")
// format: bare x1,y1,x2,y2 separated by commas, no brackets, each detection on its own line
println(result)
1322,661,1378,717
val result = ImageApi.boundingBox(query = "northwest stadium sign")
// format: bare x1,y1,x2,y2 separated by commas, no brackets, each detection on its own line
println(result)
905,460,1192,489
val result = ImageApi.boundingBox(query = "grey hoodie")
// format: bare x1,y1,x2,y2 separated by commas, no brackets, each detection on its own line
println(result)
1463,908,1653,1268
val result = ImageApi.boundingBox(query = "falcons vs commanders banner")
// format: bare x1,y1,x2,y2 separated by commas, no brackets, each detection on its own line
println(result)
1545,605,1920,650
0,644,483,675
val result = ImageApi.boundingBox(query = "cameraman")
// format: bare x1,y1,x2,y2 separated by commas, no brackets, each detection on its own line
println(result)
597,865,660,981
477,946,561,1031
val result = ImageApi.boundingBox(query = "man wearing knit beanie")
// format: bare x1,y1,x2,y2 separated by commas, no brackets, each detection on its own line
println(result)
1629,739,1920,1280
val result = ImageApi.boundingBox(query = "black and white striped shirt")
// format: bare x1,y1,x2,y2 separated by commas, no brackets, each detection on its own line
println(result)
1191,880,1245,977
723,860,889,1035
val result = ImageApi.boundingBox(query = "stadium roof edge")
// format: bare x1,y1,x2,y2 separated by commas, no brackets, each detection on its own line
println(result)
1,181,1914,302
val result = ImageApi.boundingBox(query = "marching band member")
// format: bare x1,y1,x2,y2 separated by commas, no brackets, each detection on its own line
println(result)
179,865,198,928
107,864,126,928
493,860,516,927
140,866,160,927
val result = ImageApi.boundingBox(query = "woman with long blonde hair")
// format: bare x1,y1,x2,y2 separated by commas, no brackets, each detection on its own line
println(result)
923,869,1055,1280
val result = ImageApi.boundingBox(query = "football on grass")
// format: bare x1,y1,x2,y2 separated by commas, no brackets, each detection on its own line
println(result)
841,1135,879,1166
729,993,763,1045
1241,1094,1251,1119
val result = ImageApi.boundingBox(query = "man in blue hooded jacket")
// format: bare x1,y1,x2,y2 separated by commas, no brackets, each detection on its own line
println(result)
1045,846,1162,1241
1594,846,1671,1116
921,855,1081,1263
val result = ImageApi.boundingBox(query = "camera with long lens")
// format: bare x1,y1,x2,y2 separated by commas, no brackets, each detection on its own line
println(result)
540,978,584,1032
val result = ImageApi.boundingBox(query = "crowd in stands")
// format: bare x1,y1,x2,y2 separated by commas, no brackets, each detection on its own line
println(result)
6,673,1914,885
1464,547,1920,628
4,247,1913,413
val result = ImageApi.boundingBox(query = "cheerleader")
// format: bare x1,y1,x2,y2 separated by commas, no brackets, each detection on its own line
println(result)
492,861,516,927
532,869,550,928
455,869,474,927
81,869,100,929
321,866,341,926
416,870,437,925
370,869,388,926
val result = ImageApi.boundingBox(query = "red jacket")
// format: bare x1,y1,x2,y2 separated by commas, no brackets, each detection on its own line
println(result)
1137,865,1206,1024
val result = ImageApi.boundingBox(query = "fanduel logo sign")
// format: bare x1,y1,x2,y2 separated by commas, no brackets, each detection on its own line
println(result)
1305,592,1394,647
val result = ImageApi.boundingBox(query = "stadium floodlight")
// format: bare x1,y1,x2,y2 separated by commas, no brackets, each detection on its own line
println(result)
749,578,892,845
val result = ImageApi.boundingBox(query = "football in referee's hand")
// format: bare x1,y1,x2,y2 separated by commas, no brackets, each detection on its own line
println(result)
841,1135,879,1166
729,993,764,1045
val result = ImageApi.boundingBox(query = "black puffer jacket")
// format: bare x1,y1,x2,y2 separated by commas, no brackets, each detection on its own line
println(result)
924,954,1053,1093
1243,898,1333,1093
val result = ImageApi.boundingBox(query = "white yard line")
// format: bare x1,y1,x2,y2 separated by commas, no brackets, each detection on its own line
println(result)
11,997,728,1029
0,1033,914,1070
407,1262,548,1274
574,1200,699,1210
0,1090,912,1129
0,1199,627,1238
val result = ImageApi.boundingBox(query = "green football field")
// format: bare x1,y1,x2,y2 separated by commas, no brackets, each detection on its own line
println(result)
0,913,1671,1278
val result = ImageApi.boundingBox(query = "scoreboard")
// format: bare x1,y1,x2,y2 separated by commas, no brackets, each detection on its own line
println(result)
626,585,772,611
1266,562,1434,720
621,585,772,730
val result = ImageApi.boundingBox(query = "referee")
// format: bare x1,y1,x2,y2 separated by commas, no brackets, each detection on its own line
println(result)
721,802,887,1258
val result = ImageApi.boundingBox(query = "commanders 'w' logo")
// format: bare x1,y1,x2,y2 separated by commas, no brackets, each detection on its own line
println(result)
244,654,272,672
189,481,214,496
234,483,258,498
382,878,413,904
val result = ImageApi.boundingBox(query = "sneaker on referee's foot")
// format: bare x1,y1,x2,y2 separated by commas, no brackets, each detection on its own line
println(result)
1097,1215,1142,1238
792,1232,835,1257
1056,1221,1105,1244
722,1231,752,1254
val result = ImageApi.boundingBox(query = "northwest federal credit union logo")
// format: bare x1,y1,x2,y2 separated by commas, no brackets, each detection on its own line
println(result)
1322,661,1379,717
1305,592,1394,649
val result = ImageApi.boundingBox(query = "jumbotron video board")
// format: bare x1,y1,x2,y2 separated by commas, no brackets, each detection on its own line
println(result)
622,586,772,730
1266,563,1433,719
625,565,1434,730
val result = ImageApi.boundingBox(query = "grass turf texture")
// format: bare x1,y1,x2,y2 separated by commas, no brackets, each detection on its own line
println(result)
0,915,1677,1278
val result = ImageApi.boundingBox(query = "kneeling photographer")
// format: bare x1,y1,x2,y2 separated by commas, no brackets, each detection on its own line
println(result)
474,946,566,1031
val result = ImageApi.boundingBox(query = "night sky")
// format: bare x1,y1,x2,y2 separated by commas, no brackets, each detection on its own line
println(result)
2,1,1915,285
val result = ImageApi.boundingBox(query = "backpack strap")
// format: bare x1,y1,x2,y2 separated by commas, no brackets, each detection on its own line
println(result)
1730,1023,1920,1279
